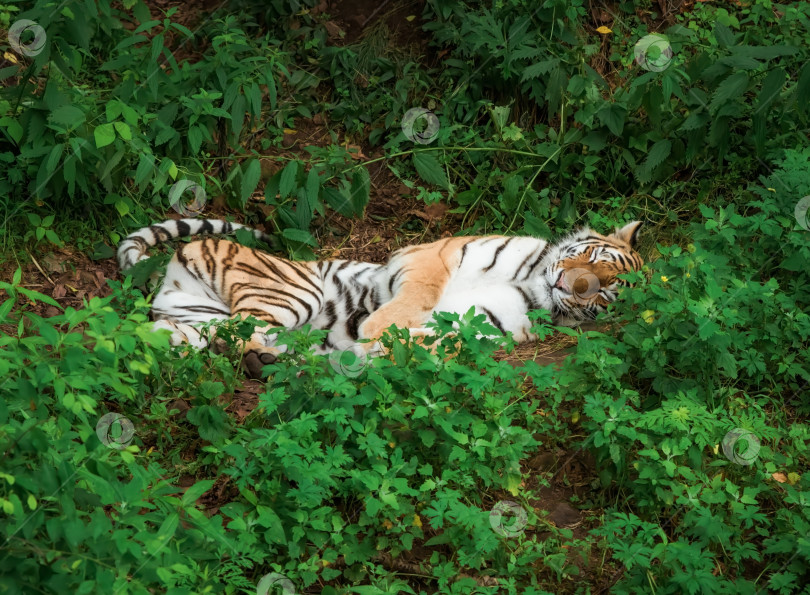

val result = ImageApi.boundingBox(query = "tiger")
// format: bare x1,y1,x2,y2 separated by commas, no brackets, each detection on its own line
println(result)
117,218,644,377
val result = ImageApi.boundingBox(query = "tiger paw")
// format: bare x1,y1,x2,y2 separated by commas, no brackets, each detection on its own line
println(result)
242,347,279,378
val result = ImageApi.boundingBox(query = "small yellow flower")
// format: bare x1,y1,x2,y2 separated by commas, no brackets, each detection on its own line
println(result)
412,514,423,528
382,519,393,529
660,275,669,283
641,310,655,324
388,442,395,448
685,272,691,278
596,26,613,34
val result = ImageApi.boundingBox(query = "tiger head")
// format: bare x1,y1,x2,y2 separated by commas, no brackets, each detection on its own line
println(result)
543,221,644,325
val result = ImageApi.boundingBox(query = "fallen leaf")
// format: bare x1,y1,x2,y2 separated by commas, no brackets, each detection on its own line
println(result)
771,472,788,483
344,144,367,159
596,26,613,34
424,202,448,220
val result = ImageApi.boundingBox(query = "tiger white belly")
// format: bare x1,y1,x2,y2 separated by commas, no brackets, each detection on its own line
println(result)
431,283,536,342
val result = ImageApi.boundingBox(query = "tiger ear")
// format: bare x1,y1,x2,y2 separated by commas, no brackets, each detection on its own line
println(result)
611,221,643,248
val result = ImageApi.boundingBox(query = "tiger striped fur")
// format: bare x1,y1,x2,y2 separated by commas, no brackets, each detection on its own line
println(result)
117,218,643,376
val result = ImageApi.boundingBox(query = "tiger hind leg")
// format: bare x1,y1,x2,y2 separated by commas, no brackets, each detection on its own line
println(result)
230,306,308,378
152,319,207,348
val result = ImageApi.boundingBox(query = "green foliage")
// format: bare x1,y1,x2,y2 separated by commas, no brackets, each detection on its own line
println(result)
395,0,810,232
2,0,809,592
0,0,370,257
0,278,586,593
558,149,810,592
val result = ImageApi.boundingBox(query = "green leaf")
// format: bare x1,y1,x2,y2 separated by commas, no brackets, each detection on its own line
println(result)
349,167,370,216
1,118,23,143
520,58,559,82
713,22,735,48
49,105,86,128
240,159,262,205
282,228,317,246
0,298,14,322
305,166,322,214
598,104,626,137
134,153,154,188
45,144,64,174
323,187,354,217
151,512,179,554
17,287,61,308
188,125,203,155
635,139,671,184
113,121,132,141
265,70,277,109
93,123,116,148
413,152,449,189
710,72,749,113
796,62,810,115
181,480,215,507
279,160,299,199
91,242,115,260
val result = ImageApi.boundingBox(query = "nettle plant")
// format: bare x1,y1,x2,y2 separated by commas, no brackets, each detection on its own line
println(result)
406,0,810,234
557,150,810,592
0,272,588,594
197,312,587,592
0,1,369,256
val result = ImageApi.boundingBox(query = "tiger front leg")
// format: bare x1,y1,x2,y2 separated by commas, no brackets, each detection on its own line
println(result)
357,280,445,354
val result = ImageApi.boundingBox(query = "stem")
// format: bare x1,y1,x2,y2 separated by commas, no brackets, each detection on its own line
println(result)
505,146,563,233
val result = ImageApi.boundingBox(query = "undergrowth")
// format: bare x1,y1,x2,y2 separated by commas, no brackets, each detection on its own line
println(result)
1,0,809,593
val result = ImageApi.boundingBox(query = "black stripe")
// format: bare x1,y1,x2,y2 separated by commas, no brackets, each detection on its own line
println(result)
515,287,534,310
232,289,313,320
482,307,505,334
185,305,230,315
323,301,338,330
522,245,550,280
176,220,191,237
149,225,171,242
512,248,538,281
345,308,367,340
237,308,282,323
483,237,513,272
459,243,469,266
288,262,322,294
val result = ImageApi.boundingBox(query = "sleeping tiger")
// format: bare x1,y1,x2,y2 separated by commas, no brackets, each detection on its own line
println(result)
117,219,643,376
